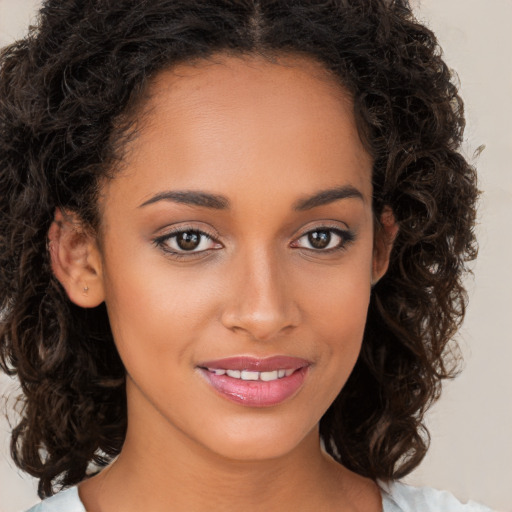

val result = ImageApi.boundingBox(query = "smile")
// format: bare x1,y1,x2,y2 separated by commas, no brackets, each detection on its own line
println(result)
205,368,296,381
198,356,311,407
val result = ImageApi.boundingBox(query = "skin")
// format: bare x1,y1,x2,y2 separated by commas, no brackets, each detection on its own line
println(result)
49,53,396,512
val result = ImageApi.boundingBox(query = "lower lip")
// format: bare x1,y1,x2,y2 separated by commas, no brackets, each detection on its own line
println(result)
199,367,309,407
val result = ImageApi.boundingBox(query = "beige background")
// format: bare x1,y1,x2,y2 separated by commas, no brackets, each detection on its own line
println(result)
0,0,510,510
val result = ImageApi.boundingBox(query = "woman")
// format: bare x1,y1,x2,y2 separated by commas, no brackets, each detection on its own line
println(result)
0,1,492,510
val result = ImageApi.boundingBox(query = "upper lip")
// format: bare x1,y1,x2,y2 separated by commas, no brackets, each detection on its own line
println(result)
198,356,311,372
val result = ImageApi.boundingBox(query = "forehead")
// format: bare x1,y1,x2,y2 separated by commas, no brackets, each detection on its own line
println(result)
105,53,373,213
149,53,348,110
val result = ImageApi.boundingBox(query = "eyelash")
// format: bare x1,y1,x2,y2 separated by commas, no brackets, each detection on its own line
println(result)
153,225,221,260
153,224,355,260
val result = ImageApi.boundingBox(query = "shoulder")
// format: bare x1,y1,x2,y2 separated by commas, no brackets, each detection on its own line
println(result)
24,487,85,512
380,481,496,512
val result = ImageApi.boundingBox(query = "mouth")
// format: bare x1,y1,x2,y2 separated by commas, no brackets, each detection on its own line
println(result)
197,356,311,407
203,367,296,381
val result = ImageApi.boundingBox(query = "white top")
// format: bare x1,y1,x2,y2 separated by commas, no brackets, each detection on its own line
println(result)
24,481,495,512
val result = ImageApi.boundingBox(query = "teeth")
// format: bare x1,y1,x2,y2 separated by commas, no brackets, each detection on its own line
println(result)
240,370,259,381
260,370,278,381
208,368,296,381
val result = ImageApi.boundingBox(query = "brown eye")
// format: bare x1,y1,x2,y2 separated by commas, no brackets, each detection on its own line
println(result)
308,230,331,249
154,228,221,256
292,227,355,252
176,231,201,251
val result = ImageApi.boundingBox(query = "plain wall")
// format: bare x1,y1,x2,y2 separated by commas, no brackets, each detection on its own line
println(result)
0,0,510,510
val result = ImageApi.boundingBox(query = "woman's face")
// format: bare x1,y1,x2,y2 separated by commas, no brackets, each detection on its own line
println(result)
93,54,390,461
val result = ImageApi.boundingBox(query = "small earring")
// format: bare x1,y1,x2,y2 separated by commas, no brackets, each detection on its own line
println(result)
83,285,89,293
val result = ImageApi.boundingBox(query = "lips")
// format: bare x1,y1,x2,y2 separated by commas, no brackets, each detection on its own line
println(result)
199,355,310,372
197,356,310,407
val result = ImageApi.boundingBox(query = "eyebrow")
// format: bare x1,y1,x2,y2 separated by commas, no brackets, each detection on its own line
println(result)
293,185,364,211
138,185,364,210
139,190,229,209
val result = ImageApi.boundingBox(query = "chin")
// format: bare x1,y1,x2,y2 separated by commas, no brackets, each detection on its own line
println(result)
197,414,317,462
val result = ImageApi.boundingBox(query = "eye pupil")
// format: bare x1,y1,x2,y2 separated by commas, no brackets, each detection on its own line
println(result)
177,231,201,251
308,230,331,249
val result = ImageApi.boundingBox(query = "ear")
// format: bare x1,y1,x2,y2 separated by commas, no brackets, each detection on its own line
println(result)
371,205,398,285
47,208,105,308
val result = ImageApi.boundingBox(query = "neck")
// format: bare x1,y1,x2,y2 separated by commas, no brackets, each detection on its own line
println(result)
83,430,344,512
78,382,381,512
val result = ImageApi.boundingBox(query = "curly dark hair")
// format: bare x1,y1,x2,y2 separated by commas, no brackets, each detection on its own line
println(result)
0,0,478,499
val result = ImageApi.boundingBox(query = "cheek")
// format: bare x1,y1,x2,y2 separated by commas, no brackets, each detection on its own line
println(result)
100,244,219,368
300,251,372,334
315,283,370,370
298,252,372,384
101,225,373,370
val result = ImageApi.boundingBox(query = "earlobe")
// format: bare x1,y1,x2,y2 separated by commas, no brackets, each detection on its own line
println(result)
48,208,105,308
371,206,399,285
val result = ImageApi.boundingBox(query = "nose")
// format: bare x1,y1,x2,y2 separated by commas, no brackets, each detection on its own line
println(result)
220,247,301,342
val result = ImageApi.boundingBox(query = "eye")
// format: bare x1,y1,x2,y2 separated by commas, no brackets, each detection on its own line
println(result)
291,227,354,252
154,228,222,256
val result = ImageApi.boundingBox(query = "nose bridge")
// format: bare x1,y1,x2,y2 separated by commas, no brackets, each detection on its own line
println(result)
221,243,299,341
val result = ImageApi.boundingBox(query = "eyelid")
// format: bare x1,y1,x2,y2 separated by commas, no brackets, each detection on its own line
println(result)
293,219,350,234
152,224,223,257
152,221,355,259
290,223,355,252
